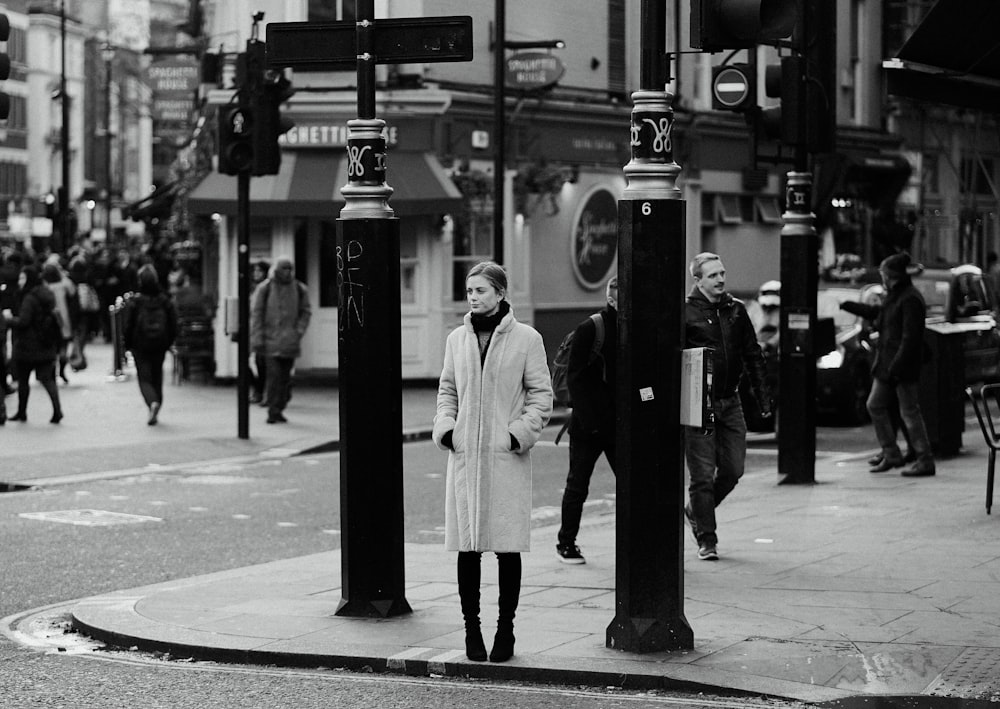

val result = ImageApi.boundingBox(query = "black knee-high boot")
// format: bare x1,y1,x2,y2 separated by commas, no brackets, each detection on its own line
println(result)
457,552,486,661
490,552,521,662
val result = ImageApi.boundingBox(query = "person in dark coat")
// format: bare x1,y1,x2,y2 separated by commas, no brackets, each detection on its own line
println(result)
555,275,617,565
2,265,63,423
684,253,770,561
123,264,178,425
841,252,934,476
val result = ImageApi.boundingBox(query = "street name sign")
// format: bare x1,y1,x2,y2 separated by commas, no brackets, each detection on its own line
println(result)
266,16,472,70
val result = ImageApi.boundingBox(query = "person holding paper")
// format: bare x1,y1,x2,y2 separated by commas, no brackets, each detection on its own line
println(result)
683,252,769,561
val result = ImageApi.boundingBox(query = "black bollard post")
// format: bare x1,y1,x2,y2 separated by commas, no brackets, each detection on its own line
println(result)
334,0,410,618
605,79,694,651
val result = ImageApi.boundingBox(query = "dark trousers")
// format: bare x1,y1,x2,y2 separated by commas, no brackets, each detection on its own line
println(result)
685,395,746,546
134,349,166,408
252,353,267,398
558,415,616,547
265,355,294,416
14,359,61,417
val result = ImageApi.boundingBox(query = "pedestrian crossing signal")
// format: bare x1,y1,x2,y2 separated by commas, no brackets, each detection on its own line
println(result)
218,105,254,174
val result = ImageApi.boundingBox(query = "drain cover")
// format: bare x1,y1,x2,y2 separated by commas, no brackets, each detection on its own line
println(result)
18,509,162,526
927,647,1000,701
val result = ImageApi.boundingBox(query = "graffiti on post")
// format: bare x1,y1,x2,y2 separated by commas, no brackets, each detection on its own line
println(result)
337,239,365,330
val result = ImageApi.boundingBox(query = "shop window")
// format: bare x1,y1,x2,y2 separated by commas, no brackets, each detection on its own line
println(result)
960,157,995,196
319,220,337,308
452,200,493,302
700,192,716,225
400,225,418,305
755,197,783,224
716,194,743,224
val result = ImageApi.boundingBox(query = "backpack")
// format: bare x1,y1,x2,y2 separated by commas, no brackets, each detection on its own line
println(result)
551,312,605,407
135,297,170,350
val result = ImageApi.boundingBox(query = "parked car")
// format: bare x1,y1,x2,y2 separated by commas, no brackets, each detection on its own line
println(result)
814,284,882,424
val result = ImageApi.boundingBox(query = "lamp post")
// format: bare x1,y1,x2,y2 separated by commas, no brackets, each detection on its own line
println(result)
491,0,562,265
102,43,114,245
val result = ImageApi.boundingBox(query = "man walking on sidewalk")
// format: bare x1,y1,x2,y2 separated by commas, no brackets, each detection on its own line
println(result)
556,276,617,565
250,257,311,424
684,253,769,561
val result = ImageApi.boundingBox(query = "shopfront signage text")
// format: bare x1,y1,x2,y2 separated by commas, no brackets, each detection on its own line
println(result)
280,123,399,148
571,187,618,290
505,52,565,89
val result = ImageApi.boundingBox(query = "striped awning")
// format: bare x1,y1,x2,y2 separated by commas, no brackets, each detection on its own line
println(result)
187,151,463,217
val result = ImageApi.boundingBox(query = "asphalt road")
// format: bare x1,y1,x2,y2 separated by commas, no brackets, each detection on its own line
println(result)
0,427,873,708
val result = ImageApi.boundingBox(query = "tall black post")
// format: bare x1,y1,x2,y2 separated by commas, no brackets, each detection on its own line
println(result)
492,0,505,265
59,0,70,253
335,0,411,618
237,170,250,440
777,2,821,485
607,0,693,653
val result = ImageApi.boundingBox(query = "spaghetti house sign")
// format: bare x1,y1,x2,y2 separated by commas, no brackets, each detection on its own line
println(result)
505,52,565,90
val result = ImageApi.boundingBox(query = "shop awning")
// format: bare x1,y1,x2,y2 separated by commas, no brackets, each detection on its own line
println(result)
126,180,179,222
187,151,463,217
883,0,1000,111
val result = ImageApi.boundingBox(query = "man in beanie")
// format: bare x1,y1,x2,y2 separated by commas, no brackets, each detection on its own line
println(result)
841,252,935,476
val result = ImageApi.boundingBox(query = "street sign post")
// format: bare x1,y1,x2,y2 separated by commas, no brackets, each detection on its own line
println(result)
265,5,472,619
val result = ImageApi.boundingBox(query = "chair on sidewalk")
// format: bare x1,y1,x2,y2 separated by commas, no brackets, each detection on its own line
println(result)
965,384,998,514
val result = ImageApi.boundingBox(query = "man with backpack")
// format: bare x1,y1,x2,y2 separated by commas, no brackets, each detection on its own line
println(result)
555,276,617,564
124,264,178,425
250,257,311,424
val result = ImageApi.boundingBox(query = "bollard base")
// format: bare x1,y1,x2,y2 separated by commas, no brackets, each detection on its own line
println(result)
335,596,412,619
606,613,694,653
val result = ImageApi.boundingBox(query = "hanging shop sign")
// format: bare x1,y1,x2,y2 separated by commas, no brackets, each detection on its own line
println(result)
505,52,565,90
570,186,618,290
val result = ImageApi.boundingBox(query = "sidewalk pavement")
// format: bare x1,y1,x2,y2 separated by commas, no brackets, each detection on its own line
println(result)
7,344,1000,703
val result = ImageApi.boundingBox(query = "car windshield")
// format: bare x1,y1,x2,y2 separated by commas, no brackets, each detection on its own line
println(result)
817,289,863,332
913,268,991,319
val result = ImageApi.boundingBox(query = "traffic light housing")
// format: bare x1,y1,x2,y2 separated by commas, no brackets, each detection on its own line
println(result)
251,72,294,176
217,102,254,174
0,13,11,120
759,55,801,145
690,0,797,52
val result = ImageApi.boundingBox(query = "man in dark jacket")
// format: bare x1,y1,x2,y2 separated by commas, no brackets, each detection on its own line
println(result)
841,252,934,477
556,276,617,564
684,253,769,561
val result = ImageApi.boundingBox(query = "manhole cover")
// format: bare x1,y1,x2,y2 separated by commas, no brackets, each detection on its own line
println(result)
18,510,162,526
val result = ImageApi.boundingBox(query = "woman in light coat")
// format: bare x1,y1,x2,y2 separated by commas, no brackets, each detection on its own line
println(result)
433,261,552,663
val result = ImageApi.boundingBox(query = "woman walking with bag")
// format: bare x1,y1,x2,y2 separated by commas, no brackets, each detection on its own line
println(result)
2,265,63,423
432,261,552,663
124,265,178,425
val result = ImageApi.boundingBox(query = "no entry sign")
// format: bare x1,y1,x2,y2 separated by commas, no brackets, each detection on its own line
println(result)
712,64,753,111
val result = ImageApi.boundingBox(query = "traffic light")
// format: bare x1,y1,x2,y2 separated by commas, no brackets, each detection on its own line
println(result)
690,0,797,52
251,72,294,176
758,55,801,145
218,102,253,174
711,63,755,111
0,13,11,120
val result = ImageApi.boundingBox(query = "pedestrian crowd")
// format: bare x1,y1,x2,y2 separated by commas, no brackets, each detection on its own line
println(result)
0,239,202,426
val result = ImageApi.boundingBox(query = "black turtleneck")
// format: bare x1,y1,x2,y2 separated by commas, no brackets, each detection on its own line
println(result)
470,299,510,364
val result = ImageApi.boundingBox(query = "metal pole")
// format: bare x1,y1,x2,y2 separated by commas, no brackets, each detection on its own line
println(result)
777,4,819,485
334,0,410,618
606,0,693,652
59,0,70,253
105,51,113,245
492,0,505,265
237,170,250,440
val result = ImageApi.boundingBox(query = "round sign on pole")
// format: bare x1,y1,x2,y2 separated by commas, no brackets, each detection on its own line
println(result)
712,65,752,110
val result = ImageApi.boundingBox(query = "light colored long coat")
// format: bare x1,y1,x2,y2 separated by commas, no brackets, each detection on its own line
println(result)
433,307,553,552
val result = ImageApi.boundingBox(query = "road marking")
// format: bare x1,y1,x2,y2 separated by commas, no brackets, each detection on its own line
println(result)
18,509,162,526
